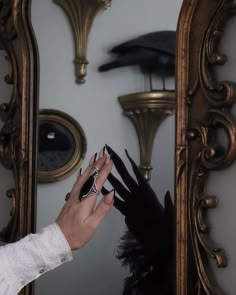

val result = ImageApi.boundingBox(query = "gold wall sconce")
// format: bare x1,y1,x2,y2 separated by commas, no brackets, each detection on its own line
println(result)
119,90,175,181
54,0,112,83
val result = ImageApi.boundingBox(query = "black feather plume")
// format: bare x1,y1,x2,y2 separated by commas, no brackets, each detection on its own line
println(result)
103,145,175,295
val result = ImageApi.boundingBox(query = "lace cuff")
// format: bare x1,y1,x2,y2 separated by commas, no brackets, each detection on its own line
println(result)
0,223,73,294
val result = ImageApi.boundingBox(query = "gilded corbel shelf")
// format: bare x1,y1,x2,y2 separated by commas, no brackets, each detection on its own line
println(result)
119,91,175,181
54,0,112,83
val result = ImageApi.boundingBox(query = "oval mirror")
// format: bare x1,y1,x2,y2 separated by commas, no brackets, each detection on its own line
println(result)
38,109,87,183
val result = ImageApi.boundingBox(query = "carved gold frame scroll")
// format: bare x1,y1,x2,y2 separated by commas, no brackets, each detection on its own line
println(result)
0,1,38,295
176,0,236,294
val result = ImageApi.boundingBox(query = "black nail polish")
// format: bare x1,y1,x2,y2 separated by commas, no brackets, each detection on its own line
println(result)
79,168,82,175
93,152,97,163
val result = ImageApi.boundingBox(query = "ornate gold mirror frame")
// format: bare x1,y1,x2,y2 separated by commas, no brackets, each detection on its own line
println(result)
1,0,236,295
176,0,236,294
0,1,38,294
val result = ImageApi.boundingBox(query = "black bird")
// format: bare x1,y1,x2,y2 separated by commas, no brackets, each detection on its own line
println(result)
102,145,175,295
98,30,176,91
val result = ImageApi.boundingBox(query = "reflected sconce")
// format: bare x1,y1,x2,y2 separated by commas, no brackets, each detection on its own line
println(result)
54,0,112,84
119,90,175,181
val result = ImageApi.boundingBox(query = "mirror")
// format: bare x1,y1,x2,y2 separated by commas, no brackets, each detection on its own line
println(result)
38,109,87,183
31,0,181,294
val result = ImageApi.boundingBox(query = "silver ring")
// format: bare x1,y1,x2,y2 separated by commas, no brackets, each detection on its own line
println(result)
65,192,71,202
92,165,100,174
78,172,100,202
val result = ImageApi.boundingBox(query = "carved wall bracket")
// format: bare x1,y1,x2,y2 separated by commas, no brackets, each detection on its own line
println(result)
119,91,175,181
54,0,112,83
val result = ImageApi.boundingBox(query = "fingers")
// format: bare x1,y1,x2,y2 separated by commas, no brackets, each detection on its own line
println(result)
69,153,99,200
68,148,112,203
101,185,128,215
85,190,114,228
74,157,113,220
94,157,113,193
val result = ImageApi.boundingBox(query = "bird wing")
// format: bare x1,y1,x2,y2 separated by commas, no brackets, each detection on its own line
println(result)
102,145,175,294
98,49,158,72
102,145,174,262
111,30,176,56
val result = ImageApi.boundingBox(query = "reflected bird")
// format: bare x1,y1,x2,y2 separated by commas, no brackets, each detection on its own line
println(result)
98,30,176,91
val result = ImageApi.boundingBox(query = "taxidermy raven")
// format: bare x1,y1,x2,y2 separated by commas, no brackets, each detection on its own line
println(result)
102,145,175,295
98,30,176,91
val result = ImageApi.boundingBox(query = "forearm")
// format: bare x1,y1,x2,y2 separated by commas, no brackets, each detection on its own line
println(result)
0,223,72,294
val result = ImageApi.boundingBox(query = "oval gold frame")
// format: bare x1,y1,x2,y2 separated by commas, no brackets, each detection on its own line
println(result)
37,109,87,183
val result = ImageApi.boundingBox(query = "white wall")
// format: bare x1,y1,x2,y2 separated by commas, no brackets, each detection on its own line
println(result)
30,0,180,294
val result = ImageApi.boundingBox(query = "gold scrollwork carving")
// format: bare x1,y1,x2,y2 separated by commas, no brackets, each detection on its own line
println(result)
200,1,236,107
176,145,186,183
177,0,236,294
119,91,175,181
188,156,227,294
201,109,236,170
0,9,38,293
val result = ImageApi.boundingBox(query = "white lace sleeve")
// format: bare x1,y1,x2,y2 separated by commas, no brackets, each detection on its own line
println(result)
0,223,73,295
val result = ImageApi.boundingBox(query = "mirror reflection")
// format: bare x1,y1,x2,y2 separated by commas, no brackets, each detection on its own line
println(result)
38,120,75,172
31,0,182,294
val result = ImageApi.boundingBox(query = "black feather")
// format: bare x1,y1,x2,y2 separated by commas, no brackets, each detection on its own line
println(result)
103,145,175,295
98,30,176,90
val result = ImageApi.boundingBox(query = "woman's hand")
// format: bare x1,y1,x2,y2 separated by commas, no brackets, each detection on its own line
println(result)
56,149,114,250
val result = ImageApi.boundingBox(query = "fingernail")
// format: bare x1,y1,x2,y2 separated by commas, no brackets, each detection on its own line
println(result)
89,153,97,165
105,155,110,164
104,190,115,204
94,153,97,162
99,146,105,158
76,168,82,179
